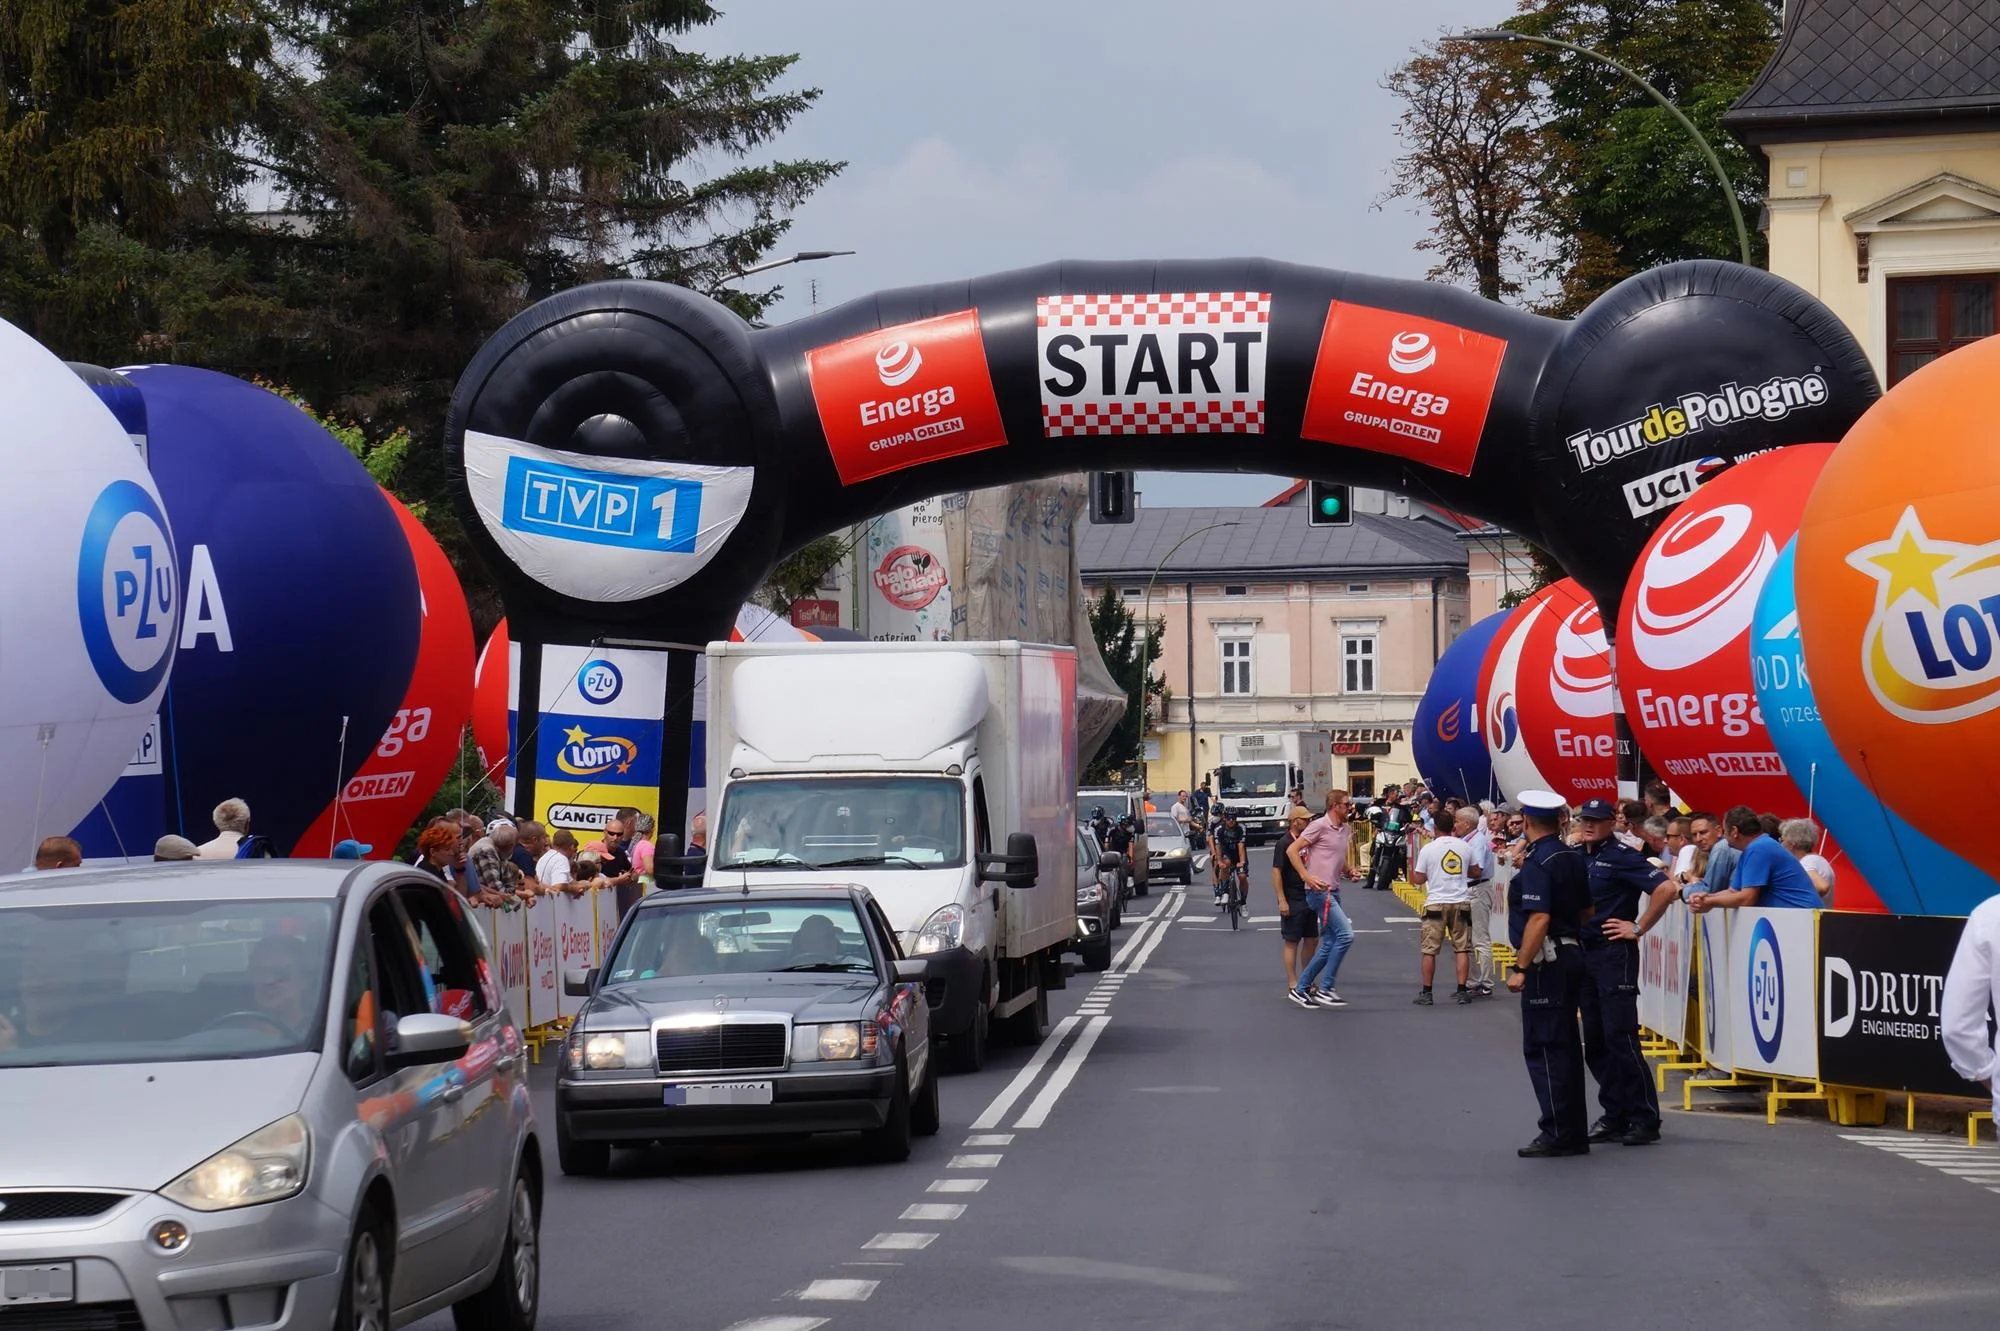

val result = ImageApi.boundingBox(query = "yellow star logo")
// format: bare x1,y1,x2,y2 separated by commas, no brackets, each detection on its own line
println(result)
563,724,590,747
1848,509,1959,608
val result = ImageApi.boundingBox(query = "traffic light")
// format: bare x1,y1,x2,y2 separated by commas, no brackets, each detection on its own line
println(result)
1089,470,1135,524
1307,480,1352,527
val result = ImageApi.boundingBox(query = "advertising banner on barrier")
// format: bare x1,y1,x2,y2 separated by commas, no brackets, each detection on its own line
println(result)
525,900,559,1029
596,889,620,964
1819,911,1984,1096
555,893,598,1022
481,907,531,1031
1698,909,1733,1071
1638,899,1693,1048
1729,908,1818,1080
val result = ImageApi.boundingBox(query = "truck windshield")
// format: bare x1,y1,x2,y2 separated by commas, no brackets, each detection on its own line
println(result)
714,777,967,870
1217,763,1286,798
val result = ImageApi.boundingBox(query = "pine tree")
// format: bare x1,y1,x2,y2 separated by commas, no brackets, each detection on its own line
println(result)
1086,585,1164,785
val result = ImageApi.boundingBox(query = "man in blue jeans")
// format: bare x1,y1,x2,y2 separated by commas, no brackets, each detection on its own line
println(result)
1288,788,1358,1006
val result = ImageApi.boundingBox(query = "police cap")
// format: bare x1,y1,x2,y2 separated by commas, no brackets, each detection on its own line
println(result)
1576,798,1617,821
1518,790,1568,818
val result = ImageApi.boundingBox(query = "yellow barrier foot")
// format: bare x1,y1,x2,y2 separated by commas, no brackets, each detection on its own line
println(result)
1653,1057,1706,1095
1684,1074,1757,1112
1971,1111,1993,1147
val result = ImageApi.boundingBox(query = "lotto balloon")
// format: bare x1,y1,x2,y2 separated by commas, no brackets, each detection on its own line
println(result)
0,323,178,870
1796,336,2000,884
1477,599,1557,803
1619,446,1833,816
1512,579,1616,807
1413,612,1506,804
297,493,475,857
129,367,421,855
1752,539,1976,914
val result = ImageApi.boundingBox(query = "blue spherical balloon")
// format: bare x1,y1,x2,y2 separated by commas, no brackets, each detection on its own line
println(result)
124,367,421,854
1752,536,1990,915
1414,611,1508,805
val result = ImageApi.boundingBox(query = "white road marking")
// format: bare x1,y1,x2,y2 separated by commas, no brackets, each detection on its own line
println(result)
1351,929,1393,934
962,1133,1013,1146
969,1015,1082,1129
863,1232,938,1251
901,1203,966,1220
927,1178,987,1193
1015,1015,1112,1128
798,1280,877,1301
1845,1133,2000,1195
724,1318,829,1331
949,1153,1003,1168
1123,897,1183,975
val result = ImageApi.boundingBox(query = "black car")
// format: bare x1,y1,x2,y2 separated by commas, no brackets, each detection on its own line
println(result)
1074,826,1123,970
554,884,938,1173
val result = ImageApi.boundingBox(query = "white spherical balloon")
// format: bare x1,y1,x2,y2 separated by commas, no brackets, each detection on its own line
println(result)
0,319,178,870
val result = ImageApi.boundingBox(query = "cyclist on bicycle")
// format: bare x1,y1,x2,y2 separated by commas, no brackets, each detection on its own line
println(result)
1208,806,1249,910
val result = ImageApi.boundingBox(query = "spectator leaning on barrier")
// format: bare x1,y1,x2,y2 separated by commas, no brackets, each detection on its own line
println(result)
153,835,199,862
1779,818,1836,905
1942,896,2000,1121
1638,816,1670,865
196,798,252,859
1679,809,1740,900
33,836,83,870
1615,801,1648,852
1690,808,1821,912
415,824,459,886
466,823,523,909
1665,816,1691,877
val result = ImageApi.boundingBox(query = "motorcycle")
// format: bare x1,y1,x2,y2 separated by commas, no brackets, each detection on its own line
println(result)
1366,808,1409,891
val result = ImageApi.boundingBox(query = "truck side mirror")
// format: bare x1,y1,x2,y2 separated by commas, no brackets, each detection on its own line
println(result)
978,832,1039,888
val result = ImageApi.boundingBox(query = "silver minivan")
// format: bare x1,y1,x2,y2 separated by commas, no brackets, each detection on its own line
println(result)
0,861,540,1330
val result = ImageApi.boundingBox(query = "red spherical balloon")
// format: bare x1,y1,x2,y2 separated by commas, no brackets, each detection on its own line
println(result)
1619,445,1834,816
1513,579,1617,806
472,618,512,786
1477,597,1556,802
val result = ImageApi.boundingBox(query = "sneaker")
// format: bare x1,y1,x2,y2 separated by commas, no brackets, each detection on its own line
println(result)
1453,988,1472,1005
1413,989,1434,1006
1476,983,1494,997
1287,988,1316,1009
1311,989,1347,1007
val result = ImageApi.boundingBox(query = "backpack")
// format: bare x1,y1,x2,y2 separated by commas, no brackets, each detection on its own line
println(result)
234,834,276,859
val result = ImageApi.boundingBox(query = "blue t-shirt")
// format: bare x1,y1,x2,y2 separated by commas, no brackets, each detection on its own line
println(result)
1730,835,1821,909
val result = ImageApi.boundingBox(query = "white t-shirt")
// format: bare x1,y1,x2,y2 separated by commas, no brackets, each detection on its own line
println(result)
1415,835,1474,907
1800,852,1835,899
536,848,572,888
1170,801,1190,826
1675,844,1698,880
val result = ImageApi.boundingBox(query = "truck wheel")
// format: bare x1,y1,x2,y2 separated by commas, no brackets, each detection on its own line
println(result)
945,997,988,1074
866,1050,914,1161
1001,962,1048,1044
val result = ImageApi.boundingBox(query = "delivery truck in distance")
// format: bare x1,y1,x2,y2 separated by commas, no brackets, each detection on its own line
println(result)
1212,731,1335,843
702,640,1078,1072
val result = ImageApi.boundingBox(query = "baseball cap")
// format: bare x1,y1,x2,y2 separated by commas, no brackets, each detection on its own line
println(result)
153,834,199,861
1576,798,1617,821
332,839,374,860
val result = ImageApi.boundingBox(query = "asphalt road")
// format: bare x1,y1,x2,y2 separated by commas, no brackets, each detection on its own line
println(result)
422,882,2000,1331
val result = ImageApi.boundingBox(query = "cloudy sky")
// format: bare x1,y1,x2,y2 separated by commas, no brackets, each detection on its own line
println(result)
694,0,1503,505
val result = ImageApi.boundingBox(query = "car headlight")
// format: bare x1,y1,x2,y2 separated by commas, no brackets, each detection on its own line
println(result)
1076,883,1105,907
913,902,964,955
161,1115,309,1212
566,1031,632,1071
1165,846,1188,859
803,1022,879,1061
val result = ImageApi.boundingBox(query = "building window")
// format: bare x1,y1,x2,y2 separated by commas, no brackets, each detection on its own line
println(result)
1346,758,1375,800
1343,634,1377,694
1219,637,1253,695
1347,583,1371,595
1888,274,1998,385
1223,585,1248,597
1447,615,1463,643
1121,586,1141,599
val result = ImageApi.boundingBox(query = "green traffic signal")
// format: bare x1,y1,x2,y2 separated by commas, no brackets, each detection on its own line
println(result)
1318,493,1342,517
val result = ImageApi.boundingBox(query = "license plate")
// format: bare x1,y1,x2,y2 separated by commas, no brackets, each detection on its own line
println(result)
1,1263,75,1306
664,1080,773,1106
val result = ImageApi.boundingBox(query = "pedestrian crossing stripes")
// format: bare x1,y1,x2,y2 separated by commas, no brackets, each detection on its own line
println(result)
1841,1134,2000,1194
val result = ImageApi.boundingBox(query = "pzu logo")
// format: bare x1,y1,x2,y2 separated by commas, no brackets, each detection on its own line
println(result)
578,659,623,705
77,480,178,704
1747,916,1785,1062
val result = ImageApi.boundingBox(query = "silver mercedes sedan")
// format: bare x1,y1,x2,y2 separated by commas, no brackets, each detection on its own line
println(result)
0,861,540,1330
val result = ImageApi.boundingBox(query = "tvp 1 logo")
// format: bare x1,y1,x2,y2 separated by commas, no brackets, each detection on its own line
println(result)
1747,916,1785,1063
76,479,178,704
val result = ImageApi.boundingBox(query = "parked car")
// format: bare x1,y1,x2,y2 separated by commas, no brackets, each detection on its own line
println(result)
555,885,938,1172
1078,786,1149,893
1144,812,1203,885
1074,827,1124,971
0,861,542,1331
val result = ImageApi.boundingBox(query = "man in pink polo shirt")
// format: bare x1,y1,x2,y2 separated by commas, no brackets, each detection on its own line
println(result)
1286,789,1359,1006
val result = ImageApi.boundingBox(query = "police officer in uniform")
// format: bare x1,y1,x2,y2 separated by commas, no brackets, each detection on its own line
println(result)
1506,791,1592,1158
1575,798,1677,1146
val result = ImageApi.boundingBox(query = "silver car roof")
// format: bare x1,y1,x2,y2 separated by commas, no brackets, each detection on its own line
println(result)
0,859,399,908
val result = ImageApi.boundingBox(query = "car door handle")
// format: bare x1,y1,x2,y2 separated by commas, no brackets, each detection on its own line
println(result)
494,1053,518,1072
440,1084,466,1104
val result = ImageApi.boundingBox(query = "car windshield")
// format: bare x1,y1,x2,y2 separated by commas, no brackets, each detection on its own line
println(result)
1145,815,1178,837
0,898,335,1068
1080,792,1133,819
713,777,965,870
1217,763,1285,797
604,901,878,980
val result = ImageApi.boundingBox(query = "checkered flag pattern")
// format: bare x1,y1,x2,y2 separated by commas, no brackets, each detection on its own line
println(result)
1036,292,1271,328
1043,400,1264,436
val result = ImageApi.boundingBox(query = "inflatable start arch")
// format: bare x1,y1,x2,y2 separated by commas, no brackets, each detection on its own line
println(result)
446,257,1879,841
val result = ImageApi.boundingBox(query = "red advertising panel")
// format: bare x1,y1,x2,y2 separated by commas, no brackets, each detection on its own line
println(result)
807,310,1008,485
1301,302,1506,477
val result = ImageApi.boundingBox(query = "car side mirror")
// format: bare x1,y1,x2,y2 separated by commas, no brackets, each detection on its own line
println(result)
1098,853,1122,872
892,957,929,983
563,967,597,997
978,832,1039,888
387,1012,471,1067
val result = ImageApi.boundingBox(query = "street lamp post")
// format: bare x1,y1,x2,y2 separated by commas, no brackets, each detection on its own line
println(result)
1136,520,1240,797
724,250,857,281
1457,28,1753,267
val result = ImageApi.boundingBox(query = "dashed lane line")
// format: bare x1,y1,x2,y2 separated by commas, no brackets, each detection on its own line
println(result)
901,1203,966,1220
948,1153,1003,1168
725,1318,828,1331
797,1281,876,1302
1842,1134,2000,1195
862,1232,938,1251
926,1178,987,1193
962,1133,1012,1146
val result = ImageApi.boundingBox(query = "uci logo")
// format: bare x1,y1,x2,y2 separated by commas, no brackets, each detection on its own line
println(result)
578,659,623,706
1747,916,1785,1062
76,480,178,705
1849,507,2000,725
556,724,638,777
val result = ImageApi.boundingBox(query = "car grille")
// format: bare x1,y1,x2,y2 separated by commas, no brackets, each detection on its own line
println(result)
655,1023,787,1073
0,1305,143,1329
0,1193,124,1223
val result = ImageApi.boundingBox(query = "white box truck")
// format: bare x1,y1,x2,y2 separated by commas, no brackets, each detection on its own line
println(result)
703,640,1078,1072
1212,731,1335,842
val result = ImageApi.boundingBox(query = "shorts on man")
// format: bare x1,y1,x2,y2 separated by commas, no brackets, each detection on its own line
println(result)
1420,907,1472,956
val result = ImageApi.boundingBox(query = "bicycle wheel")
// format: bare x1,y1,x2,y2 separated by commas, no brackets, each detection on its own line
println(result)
1228,892,1240,930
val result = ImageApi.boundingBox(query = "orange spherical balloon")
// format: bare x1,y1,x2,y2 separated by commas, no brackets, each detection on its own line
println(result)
1796,336,2000,880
